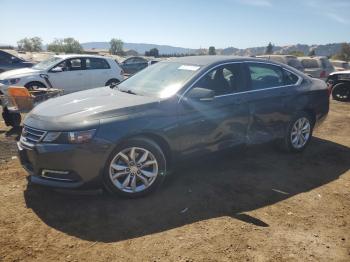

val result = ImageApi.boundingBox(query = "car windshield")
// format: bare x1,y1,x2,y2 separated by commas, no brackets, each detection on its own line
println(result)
32,57,63,70
118,62,201,98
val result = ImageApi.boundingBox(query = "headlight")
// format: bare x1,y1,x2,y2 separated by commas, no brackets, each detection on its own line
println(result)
68,129,96,144
1,78,21,85
42,132,61,142
42,129,96,144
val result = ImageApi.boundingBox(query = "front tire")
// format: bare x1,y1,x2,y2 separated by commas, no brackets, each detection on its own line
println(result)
24,81,46,91
105,79,120,87
332,83,350,102
103,137,167,198
282,112,313,153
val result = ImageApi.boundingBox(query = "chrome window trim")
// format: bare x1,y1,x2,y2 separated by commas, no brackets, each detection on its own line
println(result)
178,60,303,103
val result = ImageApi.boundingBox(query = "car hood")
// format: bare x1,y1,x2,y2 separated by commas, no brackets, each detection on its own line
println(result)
24,87,160,131
0,67,42,80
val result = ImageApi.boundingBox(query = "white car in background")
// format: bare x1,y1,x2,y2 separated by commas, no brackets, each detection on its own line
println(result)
0,54,124,95
298,56,335,80
330,60,349,71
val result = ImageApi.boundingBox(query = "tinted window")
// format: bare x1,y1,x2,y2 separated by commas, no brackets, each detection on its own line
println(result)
86,58,110,69
124,57,146,64
195,63,246,96
283,69,299,85
301,59,319,68
0,52,11,63
248,63,283,90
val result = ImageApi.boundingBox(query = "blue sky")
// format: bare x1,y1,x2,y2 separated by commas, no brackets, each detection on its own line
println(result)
0,0,349,48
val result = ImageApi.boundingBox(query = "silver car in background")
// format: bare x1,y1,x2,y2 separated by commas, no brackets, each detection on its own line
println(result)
298,56,334,80
256,55,304,72
330,60,349,71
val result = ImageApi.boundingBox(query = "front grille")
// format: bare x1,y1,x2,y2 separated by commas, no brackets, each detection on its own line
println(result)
21,126,47,145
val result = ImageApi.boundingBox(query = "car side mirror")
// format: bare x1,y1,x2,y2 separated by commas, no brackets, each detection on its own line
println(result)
51,67,63,73
186,87,215,101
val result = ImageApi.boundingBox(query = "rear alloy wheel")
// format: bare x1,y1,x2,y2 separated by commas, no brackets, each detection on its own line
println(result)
332,83,350,102
103,138,166,197
283,112,313,153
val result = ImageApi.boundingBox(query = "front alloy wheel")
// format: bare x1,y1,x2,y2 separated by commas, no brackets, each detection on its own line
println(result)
109,147,158,193
104,137,166,197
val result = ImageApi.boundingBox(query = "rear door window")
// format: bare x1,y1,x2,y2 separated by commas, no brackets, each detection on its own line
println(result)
301,59,319,68
248,63,284,90
86,58,110,69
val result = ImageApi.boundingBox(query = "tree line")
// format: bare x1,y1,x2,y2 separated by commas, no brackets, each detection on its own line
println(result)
11,37,350,61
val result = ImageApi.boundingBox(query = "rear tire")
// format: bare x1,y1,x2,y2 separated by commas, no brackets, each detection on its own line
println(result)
103,137,167,198
282,112,313,153
332,83,350,102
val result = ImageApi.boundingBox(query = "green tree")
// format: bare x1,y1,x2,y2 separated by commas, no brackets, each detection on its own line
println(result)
145,48,159,57
47,38,82,53
17,37,43,52
209,46,216,55
265,42,274,55
308,49,316,56
109,38,124,55
31,37,43,52
332,43,350,61
63,38,83,53
288,50,305,57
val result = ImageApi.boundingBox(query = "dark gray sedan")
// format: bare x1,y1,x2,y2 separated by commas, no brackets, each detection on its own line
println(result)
0,50,34,73
18,56,329,197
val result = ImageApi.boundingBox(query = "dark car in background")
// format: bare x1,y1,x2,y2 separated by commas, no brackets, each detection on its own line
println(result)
18,56,329,198
120,56,159,75
327,70,350,101
0,50,34,73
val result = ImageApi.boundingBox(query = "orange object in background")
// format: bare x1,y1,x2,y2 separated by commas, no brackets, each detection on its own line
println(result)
8,86,31,97
7,86,33,111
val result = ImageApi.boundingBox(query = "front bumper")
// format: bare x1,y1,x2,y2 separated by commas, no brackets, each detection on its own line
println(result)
17,138,114,189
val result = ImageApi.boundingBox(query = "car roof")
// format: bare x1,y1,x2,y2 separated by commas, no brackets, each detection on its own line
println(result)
298,56,328,60
53,54,111,60
256,54,296,58
167,55,270,66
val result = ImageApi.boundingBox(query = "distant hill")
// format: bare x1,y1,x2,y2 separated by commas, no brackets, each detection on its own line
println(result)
220,43,346,57
81,41,347,57
81,42,197,55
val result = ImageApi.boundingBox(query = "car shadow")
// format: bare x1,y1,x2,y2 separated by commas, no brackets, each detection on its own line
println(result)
24,137,350,243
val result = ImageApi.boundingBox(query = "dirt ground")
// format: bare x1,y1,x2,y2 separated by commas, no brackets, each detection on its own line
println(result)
0,100,349,262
